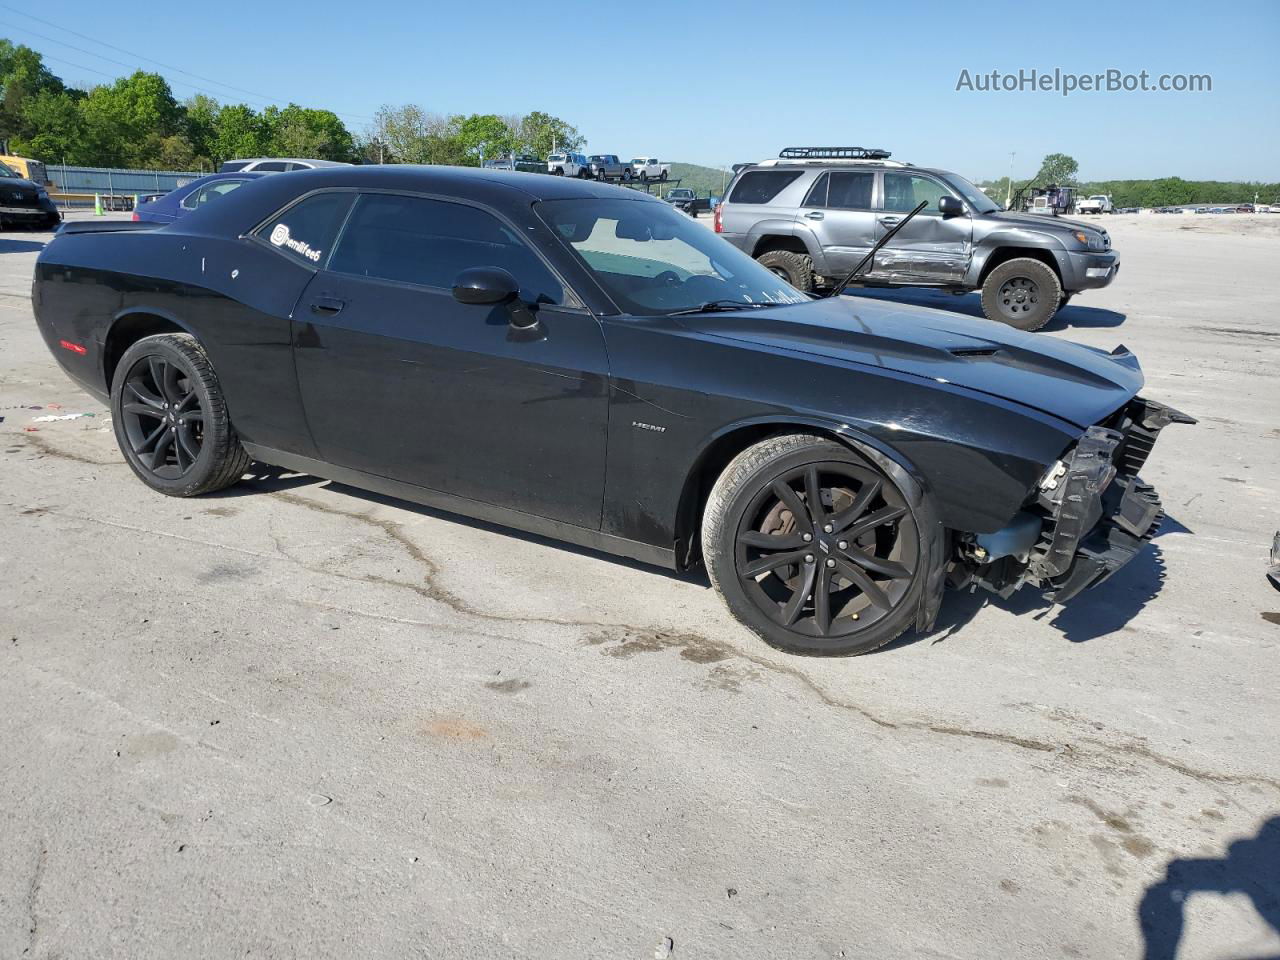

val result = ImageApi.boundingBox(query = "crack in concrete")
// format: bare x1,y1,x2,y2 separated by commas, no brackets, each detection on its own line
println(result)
25,840,47,955
14,442,1279,796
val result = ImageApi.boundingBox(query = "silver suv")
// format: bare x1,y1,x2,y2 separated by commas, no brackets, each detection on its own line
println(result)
716,147,1119,330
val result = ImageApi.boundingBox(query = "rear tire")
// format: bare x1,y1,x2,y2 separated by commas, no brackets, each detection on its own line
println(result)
756,250,815,294
980,257,1061,331
702,434,927,656
110,333,250,497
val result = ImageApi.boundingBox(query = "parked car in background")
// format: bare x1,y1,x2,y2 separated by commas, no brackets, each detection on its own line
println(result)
630,157,670,181
547,153,590,177
717,146,1118,331
483,154,544,174
664,187,708,215
1076,195,1114,215
132,172,266,224
33,164,1189,656
0,159,60,230
588,155,632,182
219,158,352,173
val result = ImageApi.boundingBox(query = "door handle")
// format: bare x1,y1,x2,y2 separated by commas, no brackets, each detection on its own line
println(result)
879,216,901,225
309,297,345,316
804,211,824,220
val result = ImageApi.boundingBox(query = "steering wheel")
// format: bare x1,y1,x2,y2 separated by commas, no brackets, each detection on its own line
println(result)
654,270,681,286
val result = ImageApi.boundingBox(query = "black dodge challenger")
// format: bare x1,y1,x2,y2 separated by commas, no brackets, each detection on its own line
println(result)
32,166,1191,655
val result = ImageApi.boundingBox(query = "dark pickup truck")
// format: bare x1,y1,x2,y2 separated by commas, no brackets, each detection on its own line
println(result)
664,188,710,216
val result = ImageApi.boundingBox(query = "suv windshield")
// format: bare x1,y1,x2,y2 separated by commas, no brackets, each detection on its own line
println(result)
537,198,808,316
938,173,1001,214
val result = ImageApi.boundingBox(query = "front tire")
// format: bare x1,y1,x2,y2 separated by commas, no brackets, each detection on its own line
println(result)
110,333,250,497
756,249,815,294
702,434,927,656
980,257,1062,331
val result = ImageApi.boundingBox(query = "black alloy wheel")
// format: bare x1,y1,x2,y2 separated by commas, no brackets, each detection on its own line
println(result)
120,353,204,479
702,434,927,655
979,257,1061,331
996,275,1039,322
110,333,250,497
734,462,918,638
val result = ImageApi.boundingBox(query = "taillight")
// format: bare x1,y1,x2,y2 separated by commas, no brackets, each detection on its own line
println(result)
131,212,139,221
713,204,722,233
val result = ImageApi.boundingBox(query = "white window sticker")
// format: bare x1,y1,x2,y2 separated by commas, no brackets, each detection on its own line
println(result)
269,223,322,262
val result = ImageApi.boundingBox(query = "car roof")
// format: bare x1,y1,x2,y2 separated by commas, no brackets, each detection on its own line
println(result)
186,164,660,236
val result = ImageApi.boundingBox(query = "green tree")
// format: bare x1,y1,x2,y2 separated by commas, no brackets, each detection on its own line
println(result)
1034,152,1079,186
12,88,85,162
79,71,182,166
211,103,270,164
0,41,64,143
454,113,514,165
517,111,584,157
183,94,221,164
266,104,354,161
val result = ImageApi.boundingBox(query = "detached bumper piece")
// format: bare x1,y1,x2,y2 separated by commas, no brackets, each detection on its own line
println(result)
1032,398,1195,603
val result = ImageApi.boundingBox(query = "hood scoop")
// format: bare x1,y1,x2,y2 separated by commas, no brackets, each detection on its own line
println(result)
948,346,1002,359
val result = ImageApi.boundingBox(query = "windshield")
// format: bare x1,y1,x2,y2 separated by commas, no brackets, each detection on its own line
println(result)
0,161,19,179
939,173,1002,213
1090,195,1107,201
630,159,644,164
537,198,808,316
548,154,565,162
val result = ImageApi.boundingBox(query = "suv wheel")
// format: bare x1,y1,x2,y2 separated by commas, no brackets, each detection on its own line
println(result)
702,434,926,656
756,250,814,294
980,258,1062,331
110,333,251,497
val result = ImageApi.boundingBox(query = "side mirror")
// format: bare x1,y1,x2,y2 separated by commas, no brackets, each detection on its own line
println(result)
939,196,965,218
452,266,519,306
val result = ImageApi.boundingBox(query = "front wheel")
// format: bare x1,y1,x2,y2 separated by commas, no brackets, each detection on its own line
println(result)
659,170,668,182
979,257,1062,331
702,434,927,655
110,333,250,497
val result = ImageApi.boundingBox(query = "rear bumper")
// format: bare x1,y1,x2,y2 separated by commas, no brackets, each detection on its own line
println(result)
1031,398,1194,601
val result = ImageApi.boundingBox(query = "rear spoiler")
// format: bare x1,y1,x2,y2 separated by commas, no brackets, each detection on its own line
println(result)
57,221,161,236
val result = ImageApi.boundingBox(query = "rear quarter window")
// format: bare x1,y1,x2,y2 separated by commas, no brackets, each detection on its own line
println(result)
255,192,354,267
728,170,803,204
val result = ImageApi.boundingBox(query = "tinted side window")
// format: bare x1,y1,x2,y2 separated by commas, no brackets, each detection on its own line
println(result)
221,160,249,172
256,192,354,267
254,161,289,172
802,173,829,207
827,172,874,210
328,194,564,305
728,170,803,204
883,173,950,213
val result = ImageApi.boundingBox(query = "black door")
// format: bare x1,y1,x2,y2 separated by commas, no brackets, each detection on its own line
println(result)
292,192,610,530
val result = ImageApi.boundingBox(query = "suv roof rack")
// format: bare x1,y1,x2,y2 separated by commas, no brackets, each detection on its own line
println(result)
779,146,892,160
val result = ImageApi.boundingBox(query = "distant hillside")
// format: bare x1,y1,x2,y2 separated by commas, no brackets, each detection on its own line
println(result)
669,162,732,199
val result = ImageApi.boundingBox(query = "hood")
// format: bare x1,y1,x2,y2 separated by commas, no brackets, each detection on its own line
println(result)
676,297,1141,429
985,209,1108,237
0,176,42,191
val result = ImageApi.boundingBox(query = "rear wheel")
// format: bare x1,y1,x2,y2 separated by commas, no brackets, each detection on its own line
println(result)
980,257,1061,331
110,333,250,497
756,249,814,294
702,434,926,656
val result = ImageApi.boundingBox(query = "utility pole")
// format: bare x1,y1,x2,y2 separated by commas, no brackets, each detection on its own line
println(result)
1005,151,1015,209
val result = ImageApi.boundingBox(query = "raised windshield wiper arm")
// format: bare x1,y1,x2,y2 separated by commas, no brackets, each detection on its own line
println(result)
825,199,930,298
667,299,772,316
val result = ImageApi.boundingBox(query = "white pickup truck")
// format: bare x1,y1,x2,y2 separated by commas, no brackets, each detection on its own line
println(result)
547,153,590,177
1076,194,1114,214
630,157,670,181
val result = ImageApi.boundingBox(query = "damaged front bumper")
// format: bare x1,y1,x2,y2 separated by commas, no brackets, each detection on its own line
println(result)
963,397,1194,602
1031,398,1195,601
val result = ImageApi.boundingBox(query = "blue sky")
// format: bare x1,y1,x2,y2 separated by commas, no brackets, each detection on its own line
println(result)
11,0,1279,181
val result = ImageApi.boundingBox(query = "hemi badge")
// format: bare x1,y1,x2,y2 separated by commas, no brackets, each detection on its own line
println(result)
59,339,87,355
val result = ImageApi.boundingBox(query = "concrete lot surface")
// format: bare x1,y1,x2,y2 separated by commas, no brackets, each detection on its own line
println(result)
1,213,1277,959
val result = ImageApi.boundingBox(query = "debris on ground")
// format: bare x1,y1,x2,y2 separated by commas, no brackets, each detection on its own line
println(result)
654,936,674,958
31,413,93,422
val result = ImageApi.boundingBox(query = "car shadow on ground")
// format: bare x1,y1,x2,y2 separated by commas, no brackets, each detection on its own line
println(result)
1137,815,1280,960
0,238,46,254
843,287,1126,331
221,463,706,585
896,515,1191,650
